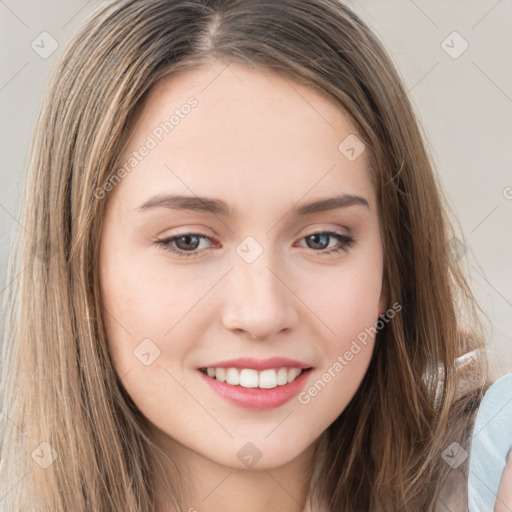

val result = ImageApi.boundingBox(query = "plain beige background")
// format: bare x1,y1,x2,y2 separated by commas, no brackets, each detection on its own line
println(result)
0,0,511,379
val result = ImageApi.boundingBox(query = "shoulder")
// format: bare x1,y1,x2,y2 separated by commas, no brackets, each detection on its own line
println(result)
468,371,512,512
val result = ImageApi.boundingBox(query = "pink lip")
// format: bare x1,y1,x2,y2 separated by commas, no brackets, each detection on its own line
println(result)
198,368,313,410
198,357,312,371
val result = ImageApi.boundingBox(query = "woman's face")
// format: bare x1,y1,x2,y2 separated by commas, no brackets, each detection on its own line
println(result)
99,61,385,470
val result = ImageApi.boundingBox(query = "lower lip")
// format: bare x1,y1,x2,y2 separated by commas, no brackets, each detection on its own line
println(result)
198,368,313,410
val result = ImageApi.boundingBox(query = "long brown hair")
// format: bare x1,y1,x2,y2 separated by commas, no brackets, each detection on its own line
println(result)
0,1,489,510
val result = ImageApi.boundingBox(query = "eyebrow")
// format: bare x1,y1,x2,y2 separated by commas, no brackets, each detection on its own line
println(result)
137,193,370,216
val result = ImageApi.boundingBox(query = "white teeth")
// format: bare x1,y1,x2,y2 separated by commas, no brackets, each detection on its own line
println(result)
287,368,301,381
239,369,259,388
226,367,240,386
277,368,288,386
259,369,277,389
203,366,306,388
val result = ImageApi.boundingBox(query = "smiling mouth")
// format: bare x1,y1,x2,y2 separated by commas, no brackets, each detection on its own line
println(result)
198,367,312,389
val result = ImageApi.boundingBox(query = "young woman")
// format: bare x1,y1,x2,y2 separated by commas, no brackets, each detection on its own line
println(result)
1,1,510,510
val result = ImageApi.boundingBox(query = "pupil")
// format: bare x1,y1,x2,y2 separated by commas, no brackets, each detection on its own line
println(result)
177,235,199,251
308,234,328,250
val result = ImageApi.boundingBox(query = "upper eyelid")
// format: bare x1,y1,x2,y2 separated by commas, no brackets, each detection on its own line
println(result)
158,230,353,249
160,223,352,239
160,228,350,241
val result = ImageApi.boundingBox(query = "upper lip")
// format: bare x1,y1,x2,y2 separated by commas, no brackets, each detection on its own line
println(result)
199,357,313,371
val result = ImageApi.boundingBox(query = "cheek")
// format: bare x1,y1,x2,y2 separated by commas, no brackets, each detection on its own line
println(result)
99,255,199,425
299,255,383,341
292,254,382,415
100,247,205,340
295,266,381,431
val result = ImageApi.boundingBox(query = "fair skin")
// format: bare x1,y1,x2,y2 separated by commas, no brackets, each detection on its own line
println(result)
99,60,386,512
496,450,512,512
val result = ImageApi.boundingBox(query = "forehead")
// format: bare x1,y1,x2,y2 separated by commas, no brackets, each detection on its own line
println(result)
140,61,356,143
112,61,375,214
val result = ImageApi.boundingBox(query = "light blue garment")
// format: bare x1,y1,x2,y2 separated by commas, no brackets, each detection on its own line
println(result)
468,371,512,511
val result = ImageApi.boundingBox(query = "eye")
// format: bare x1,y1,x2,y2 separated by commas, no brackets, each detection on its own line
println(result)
155,233,216,258
296,231,355,255
155,230,355,258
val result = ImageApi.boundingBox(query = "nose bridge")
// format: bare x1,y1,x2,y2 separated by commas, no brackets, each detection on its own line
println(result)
239,256,276,297
221,238,296,338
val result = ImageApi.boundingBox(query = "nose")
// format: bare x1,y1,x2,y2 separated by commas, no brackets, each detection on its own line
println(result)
220,250,299,341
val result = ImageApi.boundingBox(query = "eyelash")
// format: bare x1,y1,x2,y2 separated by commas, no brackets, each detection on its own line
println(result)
154,231,355,259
